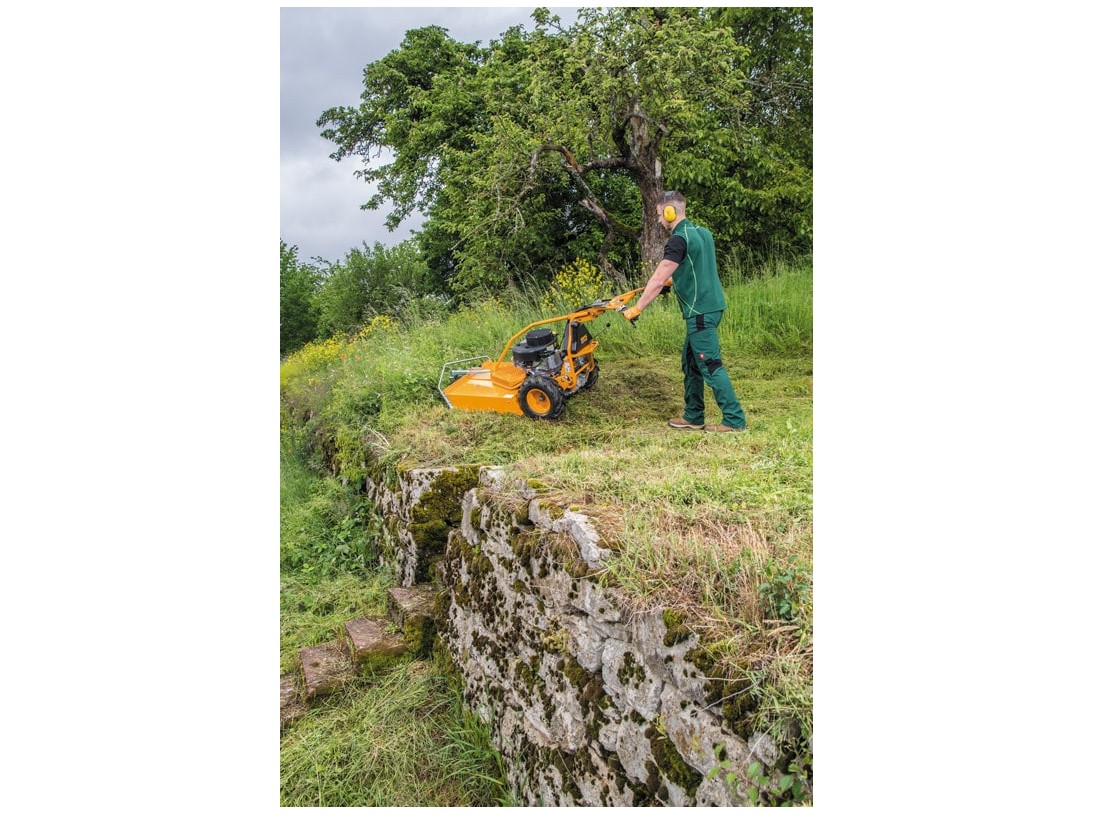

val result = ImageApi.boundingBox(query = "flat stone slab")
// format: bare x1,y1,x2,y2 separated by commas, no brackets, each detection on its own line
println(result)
343,617,409,666
299,642,354,700
387,586,439,656
280,673,306,730
386,585,438,629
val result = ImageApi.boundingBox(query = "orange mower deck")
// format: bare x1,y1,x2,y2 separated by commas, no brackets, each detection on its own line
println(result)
441,361,526,416
438,288,642,420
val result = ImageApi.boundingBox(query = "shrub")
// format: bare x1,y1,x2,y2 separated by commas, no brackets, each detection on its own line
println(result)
280,457,378,577
538,258,611,313
281,335,350,420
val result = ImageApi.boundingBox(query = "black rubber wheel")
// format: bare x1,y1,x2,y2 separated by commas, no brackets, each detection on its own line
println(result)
582,361,599,391
518,375,566,420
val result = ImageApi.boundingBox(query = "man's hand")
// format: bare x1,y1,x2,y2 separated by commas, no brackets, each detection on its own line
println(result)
622,305,642,323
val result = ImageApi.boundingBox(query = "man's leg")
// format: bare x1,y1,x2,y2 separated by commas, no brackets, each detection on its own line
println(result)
688,312,746,429
681,335,706,425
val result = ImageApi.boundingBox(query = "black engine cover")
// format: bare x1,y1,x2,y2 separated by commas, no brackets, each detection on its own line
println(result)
524,328,557,348
513,342,548,366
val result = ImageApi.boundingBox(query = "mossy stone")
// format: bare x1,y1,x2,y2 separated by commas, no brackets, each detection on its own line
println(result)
648,728,703,797
685,643,758,738
662,608,693,647
617,650,646,685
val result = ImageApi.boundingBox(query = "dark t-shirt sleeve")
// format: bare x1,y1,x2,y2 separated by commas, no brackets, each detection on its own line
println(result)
663,234,687,264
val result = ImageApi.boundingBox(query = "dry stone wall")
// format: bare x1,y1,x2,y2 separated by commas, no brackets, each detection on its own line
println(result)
367,464,782,806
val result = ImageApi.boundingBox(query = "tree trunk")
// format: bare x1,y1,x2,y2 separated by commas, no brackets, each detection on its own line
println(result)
637,168,666,274
627,107,668,275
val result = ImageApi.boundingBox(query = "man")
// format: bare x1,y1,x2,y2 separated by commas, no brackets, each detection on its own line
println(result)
622,191,746,432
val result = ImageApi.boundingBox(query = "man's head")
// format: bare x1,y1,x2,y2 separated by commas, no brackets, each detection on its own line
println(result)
658,191,686,228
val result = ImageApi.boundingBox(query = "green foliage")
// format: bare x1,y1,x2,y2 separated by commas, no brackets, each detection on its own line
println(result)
759,555,811,623
281,241,320,356
319,26,487,229
706,744,811,806
319,8,812,293
280,335,351,443
280,659,511,806
716,7,812,166
315,240,438,336
280,441,378,576
668,7,813,258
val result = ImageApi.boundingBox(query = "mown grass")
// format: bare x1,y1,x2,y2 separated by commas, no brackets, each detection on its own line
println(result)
281,262,813,768
280,443,509,805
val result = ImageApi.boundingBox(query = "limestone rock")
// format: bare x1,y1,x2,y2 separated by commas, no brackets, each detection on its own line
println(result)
299,642,353,700
365,461,803,807
342,617,408,667
280,673,305,730
602,640,663,721
553,510,609,567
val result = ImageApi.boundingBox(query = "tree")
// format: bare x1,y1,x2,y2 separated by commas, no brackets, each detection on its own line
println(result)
717,7,812,167
320,7,812,292
280,241,320,356
318,25,486,232
314,240,433,336
704,6,813,258
319,23,603,294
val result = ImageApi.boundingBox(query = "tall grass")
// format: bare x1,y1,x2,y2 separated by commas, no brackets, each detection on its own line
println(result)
280,660,510,806
280,263,812,434
599,267,812,360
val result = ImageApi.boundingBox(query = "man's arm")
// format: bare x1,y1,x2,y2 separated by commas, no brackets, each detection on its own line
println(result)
623,260,677,320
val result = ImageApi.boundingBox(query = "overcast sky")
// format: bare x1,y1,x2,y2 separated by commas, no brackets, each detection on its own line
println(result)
280,6,580,264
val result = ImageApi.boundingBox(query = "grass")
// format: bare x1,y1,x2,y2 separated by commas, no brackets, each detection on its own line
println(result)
280,659,510,806
282,261,813,773
280,570,393,674
280,444,509,805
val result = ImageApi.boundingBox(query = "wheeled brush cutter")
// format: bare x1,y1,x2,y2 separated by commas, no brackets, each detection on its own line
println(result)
438,288,644,420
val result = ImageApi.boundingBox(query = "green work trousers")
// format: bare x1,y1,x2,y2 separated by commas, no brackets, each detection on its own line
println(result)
681,311,746,429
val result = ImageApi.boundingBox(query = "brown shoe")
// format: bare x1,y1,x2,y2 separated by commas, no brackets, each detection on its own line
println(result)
704,424,745,433
668,418,704,430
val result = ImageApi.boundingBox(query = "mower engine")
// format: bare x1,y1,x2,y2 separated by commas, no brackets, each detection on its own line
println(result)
511,328,563,378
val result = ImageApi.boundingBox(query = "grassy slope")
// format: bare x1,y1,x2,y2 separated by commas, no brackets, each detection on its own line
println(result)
282,264,814,783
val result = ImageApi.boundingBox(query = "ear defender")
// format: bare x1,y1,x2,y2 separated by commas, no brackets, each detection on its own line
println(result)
663,205,676,222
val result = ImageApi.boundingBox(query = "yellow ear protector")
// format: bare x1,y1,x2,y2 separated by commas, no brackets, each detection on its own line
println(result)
663,205,676,222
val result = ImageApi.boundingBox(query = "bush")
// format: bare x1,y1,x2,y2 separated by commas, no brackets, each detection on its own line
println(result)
538,258,612,313
315,241,439,335
280,452,379,577
281,242,321,356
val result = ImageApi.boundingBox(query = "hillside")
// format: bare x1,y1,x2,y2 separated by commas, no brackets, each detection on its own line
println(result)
280,264,813,801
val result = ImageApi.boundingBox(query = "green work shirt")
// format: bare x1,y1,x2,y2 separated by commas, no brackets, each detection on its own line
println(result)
665,218,726,318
